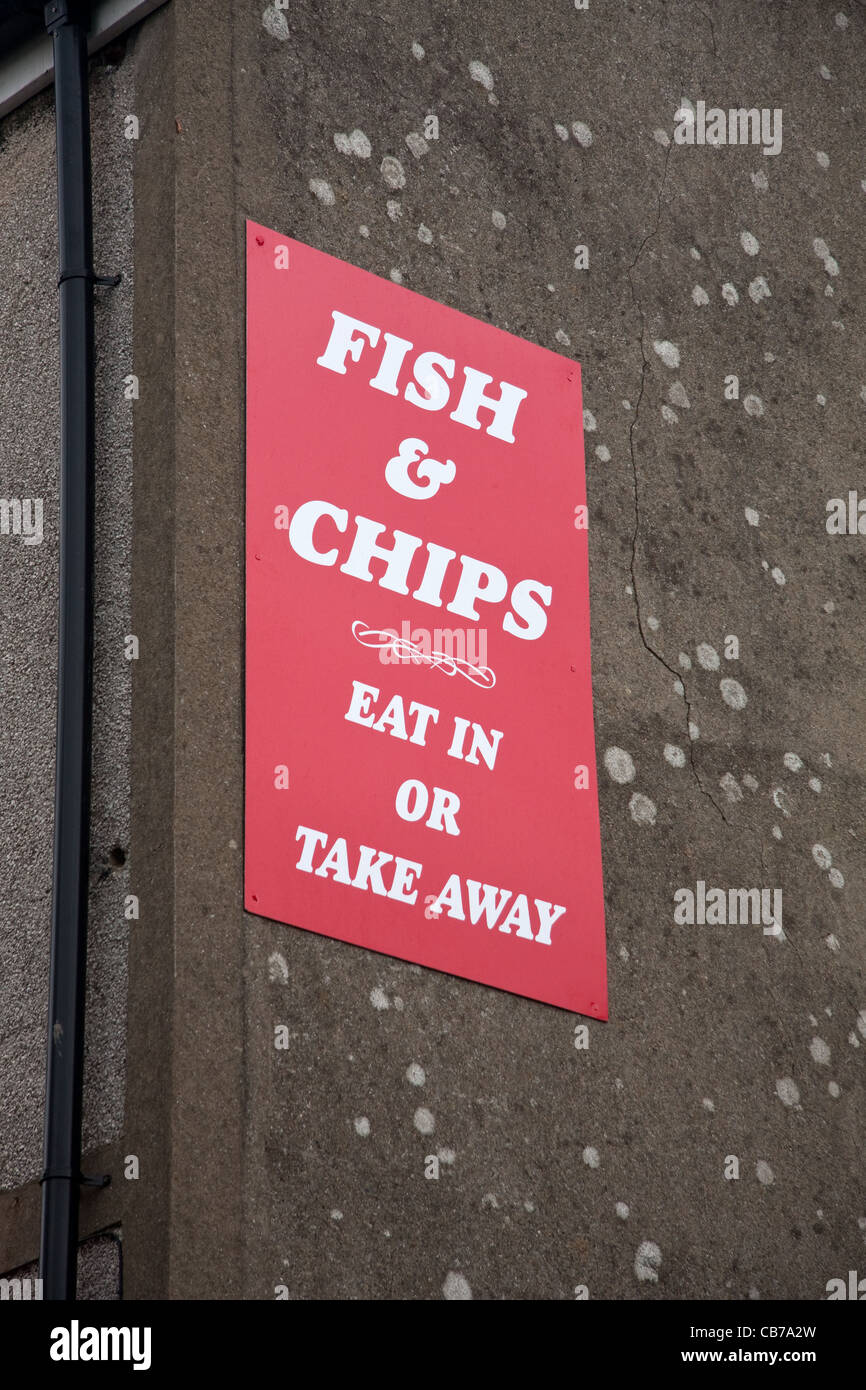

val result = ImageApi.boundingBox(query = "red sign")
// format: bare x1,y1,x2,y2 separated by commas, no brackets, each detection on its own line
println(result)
244,220,607,1018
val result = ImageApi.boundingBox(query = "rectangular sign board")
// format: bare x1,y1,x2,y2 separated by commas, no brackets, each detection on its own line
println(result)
245,220,607,1017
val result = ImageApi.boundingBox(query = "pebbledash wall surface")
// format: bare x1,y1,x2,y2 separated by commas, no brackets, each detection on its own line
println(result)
1,0,864,1301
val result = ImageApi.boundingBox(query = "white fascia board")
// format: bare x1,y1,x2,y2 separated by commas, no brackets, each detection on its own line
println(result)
0,0,168,119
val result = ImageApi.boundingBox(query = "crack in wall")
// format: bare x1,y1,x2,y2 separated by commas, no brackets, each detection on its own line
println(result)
625,139,728,826
699,8,718,59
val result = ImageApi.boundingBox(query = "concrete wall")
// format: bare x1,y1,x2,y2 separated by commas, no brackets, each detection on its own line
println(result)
2,0,864,1300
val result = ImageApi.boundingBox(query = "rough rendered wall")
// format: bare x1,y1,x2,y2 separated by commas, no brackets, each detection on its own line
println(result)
231,0,865,1299
0,43,133,1239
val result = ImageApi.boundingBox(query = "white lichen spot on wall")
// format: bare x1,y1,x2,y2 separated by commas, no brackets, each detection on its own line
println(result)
268,951,288,984
749,276,771,303
468,60,494,90
772,787,792,817
334,129,371,158
719,678,747,710
603,747,635,784
652,339,680,369
405,132,429,159
262,5,289,41
380,156,406,190
813,238,840,276
634,1241,662,1283
309,178,335,206
442,1271,472,1299
629,793,657,827
775,1077,800,1107
810,1037,831,1065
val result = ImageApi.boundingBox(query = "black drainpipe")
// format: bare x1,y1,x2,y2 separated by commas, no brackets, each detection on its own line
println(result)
39,0,103,1301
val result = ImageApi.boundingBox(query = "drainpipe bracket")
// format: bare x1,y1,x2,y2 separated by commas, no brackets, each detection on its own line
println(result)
80,1172,111,1189
39,1169,111,1188
57,269,122,288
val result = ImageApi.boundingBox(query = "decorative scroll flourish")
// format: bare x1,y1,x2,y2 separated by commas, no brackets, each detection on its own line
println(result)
351,620,497,689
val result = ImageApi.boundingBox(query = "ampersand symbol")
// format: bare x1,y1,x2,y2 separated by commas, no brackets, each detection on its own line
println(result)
385,437,457,500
